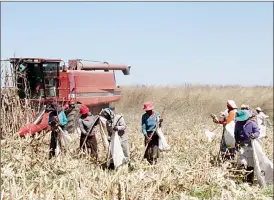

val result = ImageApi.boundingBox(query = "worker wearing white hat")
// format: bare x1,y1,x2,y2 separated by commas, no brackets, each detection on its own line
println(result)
256,107,269,138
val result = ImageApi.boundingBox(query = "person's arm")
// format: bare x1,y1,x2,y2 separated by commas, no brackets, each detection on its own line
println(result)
142,115,147,136
78,119,87,134
115,117,126,131
220,111,234,125
251,122,260,138
234,123,240,144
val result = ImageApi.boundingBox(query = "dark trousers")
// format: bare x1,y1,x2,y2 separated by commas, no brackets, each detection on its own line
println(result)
80,133,98,159
49,126,65,159
220,130,236,161
144,133,160,165
49,130,58,159
246,167,254,184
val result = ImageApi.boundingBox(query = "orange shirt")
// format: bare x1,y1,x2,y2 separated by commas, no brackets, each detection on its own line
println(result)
219,109,236,125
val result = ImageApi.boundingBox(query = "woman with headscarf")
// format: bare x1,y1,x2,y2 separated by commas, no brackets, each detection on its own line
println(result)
212,100,238,160
101,108,130,169
79,105,99,159
234,110,260,185
141,102,163,165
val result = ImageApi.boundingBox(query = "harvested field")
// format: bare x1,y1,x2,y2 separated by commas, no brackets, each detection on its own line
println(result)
1,85,273,200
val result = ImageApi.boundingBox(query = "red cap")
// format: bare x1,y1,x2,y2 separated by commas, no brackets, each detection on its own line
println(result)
143,102,154,111
80,105,89,115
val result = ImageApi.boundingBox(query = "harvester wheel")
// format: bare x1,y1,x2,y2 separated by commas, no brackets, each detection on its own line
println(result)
65,104,81,134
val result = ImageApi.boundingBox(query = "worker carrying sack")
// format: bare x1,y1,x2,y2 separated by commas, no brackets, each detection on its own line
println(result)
252,138,273,187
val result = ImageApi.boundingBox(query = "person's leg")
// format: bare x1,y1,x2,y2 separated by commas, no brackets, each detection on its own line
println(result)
151,134,160,165
121,140,130,163
49,130,57,159
246,167,254,184
90,135,98,160
79,134,85,150
144,136,153,164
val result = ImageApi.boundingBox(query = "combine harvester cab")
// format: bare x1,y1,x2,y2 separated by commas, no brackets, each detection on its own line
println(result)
9,58,131,136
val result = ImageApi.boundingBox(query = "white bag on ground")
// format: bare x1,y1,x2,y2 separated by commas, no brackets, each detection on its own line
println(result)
204,129,216,142
251,139,273,187
157,128,170,151
110,131,126,167
224,120,235,148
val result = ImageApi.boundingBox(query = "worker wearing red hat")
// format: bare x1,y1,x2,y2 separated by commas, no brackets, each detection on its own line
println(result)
79,105,99,159
141,102,163,165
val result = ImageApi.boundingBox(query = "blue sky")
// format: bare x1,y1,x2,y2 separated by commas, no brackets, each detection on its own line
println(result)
1,2,273,86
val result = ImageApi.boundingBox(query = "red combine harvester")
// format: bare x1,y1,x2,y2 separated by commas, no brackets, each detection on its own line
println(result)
9,58,131,136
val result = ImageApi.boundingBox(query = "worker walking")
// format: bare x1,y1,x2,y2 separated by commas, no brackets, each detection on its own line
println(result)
47,103,68,159
234,110,260,185
142,102,163,165
256,107,269,139
212,100,238,161
79,105,99,159
240,104,250,111
101,108,130,169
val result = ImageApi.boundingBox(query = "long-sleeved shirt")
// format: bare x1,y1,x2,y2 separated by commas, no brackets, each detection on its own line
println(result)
219,109,236,125
106,114,127,141
234,120,260,144
256,112,269,127
141,112,159,135
79,115,98,136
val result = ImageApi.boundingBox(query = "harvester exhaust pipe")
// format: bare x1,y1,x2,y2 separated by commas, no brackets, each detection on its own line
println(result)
68,59,131,75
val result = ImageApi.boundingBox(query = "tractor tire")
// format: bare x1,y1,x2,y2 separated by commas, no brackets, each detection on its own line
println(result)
89,103,110,115
65,104,81,134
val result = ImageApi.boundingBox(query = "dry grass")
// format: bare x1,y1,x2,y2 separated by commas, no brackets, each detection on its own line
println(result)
1,85,273,200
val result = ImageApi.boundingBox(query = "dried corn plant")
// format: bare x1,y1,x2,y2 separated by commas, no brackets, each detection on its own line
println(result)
1,81,273,199
1,62,33,138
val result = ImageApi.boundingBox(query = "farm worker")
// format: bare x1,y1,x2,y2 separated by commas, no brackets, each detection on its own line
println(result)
47,103,68,159
142,102,163,165
256,107,269,139
78,105,99,159
212,100,238,160
101,108,130,169
240,104,250,110
234,110,260,185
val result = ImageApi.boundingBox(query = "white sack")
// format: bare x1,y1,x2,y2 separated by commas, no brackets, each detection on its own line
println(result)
55,140,61,156
251,139,273,187
110,131,126,167
204,129,216,142
224,120,235,148
157,128,170,151
258,125,267,139
58,127,72,149
99,117,109,150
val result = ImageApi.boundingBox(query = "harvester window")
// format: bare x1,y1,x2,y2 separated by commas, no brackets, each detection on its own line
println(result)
42,62,59,97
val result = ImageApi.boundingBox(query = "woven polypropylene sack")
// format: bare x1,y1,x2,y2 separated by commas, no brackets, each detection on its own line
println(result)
252,139,273,187
224,121,236,148
110,131,125,167
157,128,170,151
